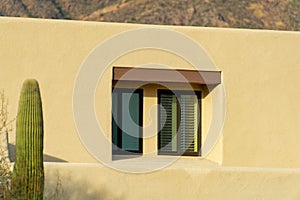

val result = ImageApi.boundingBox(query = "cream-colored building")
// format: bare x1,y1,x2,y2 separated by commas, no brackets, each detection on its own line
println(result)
1,17,300,199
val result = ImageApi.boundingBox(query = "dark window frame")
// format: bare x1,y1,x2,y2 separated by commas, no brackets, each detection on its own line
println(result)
158,89,201,156
112,88,143,155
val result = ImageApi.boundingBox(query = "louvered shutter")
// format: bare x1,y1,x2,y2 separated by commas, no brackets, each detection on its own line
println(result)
158,91,200,155
159,94,178,152
180,95,199,153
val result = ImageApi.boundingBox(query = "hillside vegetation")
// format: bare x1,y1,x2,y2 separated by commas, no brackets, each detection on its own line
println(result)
0,0,299,31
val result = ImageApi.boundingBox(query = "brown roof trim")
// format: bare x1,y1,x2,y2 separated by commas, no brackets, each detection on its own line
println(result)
113,67,221,85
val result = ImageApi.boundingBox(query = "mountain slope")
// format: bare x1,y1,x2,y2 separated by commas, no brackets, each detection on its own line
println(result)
0,0,299,31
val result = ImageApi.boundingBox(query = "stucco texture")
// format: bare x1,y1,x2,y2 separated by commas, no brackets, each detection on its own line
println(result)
1,17,300,199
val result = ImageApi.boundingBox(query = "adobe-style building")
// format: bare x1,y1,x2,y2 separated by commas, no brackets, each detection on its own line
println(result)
1,17,300,199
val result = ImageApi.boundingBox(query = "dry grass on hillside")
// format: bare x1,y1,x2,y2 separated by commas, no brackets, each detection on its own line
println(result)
0,0,299,31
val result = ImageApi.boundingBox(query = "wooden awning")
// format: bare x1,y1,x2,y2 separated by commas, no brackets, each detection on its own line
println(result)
113,67,221,85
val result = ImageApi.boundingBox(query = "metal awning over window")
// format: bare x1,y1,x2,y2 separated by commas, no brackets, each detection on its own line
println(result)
113,67,221,85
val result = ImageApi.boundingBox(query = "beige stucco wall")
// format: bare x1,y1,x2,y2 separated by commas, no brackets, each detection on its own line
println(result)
1,17,300,199
44,162,300,200
0,17,224,164
1,17,299,167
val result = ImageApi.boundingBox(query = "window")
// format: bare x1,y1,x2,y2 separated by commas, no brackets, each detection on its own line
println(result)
158,90,201,156
112,88,143,154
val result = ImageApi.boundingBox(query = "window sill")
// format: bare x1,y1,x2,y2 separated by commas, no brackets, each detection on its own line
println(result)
109,155,220,172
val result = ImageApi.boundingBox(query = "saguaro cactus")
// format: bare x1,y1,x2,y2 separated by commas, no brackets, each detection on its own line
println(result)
12,79,44,200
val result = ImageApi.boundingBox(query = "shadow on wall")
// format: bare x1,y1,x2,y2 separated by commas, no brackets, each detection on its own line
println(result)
45,170,126,200
8,143,67,162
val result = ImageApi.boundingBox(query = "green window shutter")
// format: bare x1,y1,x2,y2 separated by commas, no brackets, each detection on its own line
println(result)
112,92,119,150
112,90,142,154
159,94,177,152
122,92,140,151
180,95,199,153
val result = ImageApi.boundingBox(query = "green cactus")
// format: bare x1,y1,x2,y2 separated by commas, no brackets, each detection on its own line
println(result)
12,79,44,200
